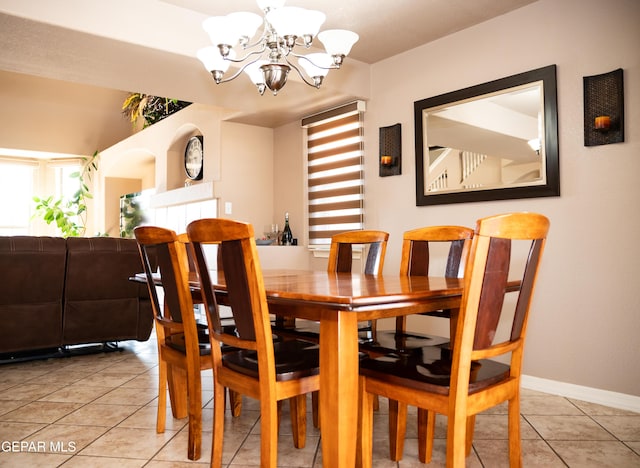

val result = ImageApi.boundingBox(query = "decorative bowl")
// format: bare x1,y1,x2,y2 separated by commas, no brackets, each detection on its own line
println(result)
256,238,275,246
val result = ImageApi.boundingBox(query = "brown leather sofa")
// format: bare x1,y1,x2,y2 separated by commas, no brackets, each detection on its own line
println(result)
0,236,154,359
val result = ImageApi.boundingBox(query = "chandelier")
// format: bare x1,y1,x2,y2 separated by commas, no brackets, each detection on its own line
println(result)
197,0,359,96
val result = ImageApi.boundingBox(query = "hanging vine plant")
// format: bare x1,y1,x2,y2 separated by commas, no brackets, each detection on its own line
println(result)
122,93,191,129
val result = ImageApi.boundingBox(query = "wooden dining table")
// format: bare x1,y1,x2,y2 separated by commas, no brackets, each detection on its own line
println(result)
191,268,466,468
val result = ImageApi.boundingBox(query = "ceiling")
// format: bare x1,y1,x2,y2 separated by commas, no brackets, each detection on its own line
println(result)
0,0,536,128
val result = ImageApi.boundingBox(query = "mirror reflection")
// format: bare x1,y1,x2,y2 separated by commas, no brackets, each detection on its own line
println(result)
414,65,559,206
425,82,544,193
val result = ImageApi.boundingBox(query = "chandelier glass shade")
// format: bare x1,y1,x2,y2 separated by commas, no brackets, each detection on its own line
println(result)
197,0,359,95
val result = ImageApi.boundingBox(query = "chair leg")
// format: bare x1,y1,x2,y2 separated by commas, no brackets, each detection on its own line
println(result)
446,409,468,468
417,409,436,463
186,367,202,460
508,397,522,467
356,376,374,468
388,399,407,461
289,395,307,448
261,397,279,467
228,389,242,417
465,415,476,456
167,365,188,419
210,382,226,468
156,359,168,433
311,391,320,428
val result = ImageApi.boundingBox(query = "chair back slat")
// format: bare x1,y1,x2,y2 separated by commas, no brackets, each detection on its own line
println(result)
334,243,354,273
364,242,384,275
407,240,430,276
444,239,466,277
219,238,257,341
511,238,545,341
473,237,510,350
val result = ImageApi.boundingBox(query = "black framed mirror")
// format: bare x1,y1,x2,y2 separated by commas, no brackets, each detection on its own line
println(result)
414,65,559,206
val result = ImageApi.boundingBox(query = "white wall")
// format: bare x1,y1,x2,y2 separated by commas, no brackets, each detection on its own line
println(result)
361,0,640,396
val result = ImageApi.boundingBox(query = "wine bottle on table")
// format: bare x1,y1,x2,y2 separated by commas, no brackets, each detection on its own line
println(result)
281,212,293,246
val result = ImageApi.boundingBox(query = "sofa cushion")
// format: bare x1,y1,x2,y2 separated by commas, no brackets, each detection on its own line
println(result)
63,237,153,345
0,236,66,352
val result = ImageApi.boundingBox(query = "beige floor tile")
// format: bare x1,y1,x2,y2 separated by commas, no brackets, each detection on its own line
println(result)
120,371,159,389
0,450,72,467
80,426,178,459
473,439,565,467
398,438,482,467
0,401,82,423
117,404,188,432
38,383,112,403
73,372,139,388
526,414,617,441
520,394,585,415
0,421,47,440
146,462,209,467
24,423,109,452
0,400,28,416
24,369,93,386
0,383,62,401
229,433,319,467
627,440,640,454
57,402,142,426
549,440,640,467
571,398,640,416
593,414,640,441
92,386,158,406
60,455,148,467
472,414,540,440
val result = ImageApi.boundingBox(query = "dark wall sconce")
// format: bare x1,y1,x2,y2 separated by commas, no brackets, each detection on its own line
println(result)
584,68,624,146
379,123,401,177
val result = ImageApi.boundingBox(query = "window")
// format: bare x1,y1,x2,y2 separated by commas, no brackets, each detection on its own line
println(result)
0,159,38,235
303,101,365,247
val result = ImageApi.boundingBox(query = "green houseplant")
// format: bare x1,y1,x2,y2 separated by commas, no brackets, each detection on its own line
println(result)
32,150,100,237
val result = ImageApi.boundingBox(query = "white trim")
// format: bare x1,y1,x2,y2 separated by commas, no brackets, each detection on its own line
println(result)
521,375,640,413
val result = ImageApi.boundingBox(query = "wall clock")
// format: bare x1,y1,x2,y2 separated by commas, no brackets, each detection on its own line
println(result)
184,136,204,180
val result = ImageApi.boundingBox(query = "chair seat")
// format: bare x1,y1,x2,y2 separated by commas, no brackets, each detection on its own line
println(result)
223,339,320,381
166,323,239,355
359,344,510,396
360,332,450,356
274,319,375,344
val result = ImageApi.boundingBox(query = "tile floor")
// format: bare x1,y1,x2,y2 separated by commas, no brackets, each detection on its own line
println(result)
0,338,638,467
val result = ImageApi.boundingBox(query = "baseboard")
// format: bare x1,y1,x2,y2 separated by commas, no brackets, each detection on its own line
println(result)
521,374,640,413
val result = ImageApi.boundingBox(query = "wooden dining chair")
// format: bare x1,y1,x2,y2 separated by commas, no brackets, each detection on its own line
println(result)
358,226,473,459
134,226,213,461
357,212,550,467
187,218,321,468
276,229,389,343
362,225,473,356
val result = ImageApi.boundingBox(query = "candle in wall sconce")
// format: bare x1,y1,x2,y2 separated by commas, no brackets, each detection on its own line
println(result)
380,155,392,166
595,115,611,131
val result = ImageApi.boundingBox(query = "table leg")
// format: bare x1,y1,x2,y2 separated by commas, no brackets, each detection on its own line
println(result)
319,310,359,467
